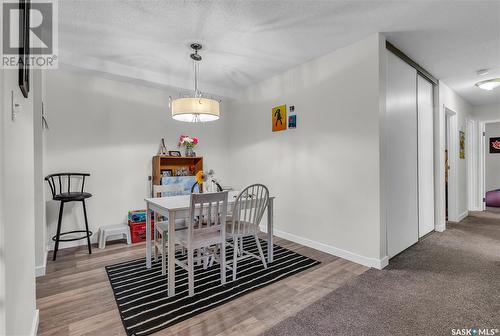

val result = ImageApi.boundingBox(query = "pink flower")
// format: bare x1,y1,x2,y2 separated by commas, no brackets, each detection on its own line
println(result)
178,135,198,147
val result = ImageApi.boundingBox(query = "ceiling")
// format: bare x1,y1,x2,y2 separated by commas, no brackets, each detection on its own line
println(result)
59,0,500,105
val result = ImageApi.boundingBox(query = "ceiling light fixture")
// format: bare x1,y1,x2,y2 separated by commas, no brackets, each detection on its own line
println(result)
170,43,220,122
475,78,500,91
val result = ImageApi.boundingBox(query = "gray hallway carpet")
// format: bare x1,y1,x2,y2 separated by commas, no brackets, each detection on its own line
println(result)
262,212,500,336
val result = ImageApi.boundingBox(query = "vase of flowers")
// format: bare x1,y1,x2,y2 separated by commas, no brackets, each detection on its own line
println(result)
179,135,199,157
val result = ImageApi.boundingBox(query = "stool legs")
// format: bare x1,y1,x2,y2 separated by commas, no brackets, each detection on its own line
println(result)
53,202,65,261
82,199,92,255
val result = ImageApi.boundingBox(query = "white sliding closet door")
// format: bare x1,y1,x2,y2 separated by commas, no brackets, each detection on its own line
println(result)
386,51,419,258
417,76,435,237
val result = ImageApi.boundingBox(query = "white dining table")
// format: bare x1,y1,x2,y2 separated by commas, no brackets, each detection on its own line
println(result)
144,190,275,297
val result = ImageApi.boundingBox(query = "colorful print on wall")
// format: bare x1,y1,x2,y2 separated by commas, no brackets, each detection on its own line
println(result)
288,115,297,129
272,105,287,132
490,137,500,154
459,131,465,159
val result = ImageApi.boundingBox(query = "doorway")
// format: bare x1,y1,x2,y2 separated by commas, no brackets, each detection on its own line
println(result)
479,120,500,213
445,108,458,222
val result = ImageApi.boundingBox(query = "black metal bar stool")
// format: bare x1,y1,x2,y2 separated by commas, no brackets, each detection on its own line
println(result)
45,173,93,261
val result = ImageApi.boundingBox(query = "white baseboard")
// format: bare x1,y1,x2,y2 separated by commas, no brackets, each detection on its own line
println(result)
378,255,389,269
262,226,389,269
30,309,39,336
35,249,48,277
435,224,446,232
458,211,469,222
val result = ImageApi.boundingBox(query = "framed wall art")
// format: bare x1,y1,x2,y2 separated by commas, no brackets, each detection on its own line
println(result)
272,104,286,132
490,137,500,154
459,131,465,159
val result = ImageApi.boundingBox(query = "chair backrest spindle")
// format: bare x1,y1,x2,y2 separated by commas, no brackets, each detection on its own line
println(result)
44,173,91,199
188,191,228,243
231,184,269,236
81,176,86,193
58,176,62,196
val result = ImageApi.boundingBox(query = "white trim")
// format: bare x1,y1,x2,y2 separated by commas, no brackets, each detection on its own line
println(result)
435,224,446,232
35,265,46,277
466,119,478,211
434,100,446,232
479,121,486,211
30,309,39,336
457,210,468,222
35,248,48,277
262,226,389,269
446,108,459,222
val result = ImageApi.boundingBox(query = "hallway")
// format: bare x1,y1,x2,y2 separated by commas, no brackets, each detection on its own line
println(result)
263,212,500,336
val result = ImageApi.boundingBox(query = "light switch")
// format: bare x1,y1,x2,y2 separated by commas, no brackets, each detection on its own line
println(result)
11,91,22,121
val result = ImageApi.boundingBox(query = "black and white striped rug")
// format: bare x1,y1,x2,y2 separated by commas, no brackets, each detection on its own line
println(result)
105,237,320,336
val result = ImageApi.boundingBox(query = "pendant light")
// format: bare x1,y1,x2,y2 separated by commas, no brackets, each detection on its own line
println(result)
170,43,220,122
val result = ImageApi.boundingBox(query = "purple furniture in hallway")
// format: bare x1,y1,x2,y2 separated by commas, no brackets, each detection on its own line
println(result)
485,189,500,207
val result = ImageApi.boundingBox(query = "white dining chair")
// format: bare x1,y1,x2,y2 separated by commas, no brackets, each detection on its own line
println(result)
152,184,187,275
174,191,228,297
227,184,269,281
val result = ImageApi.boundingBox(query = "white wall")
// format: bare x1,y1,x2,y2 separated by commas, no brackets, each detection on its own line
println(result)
42,33,476,273
472,103,500,122
44,70,230,248
0,63,4,336
485,122,500,192
226,34,387,268
33,70,47,276
0,67,38,335
1,5,37,331
437,82,472,225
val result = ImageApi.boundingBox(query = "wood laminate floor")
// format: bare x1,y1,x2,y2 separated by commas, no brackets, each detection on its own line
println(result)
37,236,368,336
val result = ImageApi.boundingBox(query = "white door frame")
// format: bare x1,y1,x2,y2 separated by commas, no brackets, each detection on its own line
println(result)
466,118,479,211
445,108,459,222
478,119,500,210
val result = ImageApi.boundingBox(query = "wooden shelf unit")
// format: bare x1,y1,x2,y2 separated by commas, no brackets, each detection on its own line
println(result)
152,155,203,185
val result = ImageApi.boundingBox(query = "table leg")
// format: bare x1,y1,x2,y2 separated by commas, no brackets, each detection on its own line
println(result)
168,210,176,297
146,204,152,269
267,198,274,263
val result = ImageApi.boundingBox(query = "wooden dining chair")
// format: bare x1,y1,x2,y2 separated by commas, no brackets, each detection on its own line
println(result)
152,184,187,275
227,184,269,281
174,191,228,297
